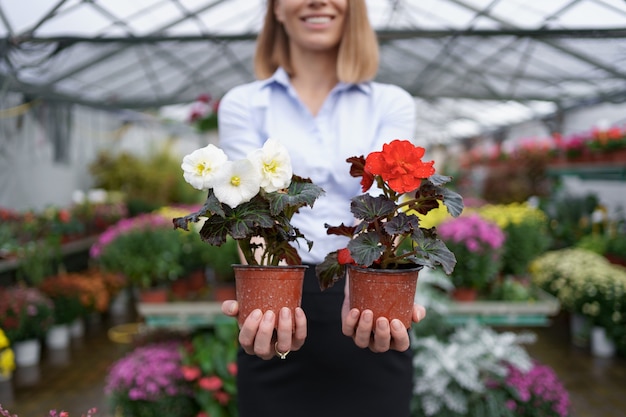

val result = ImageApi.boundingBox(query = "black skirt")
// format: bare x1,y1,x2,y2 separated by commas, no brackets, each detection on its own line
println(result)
236,265,414,417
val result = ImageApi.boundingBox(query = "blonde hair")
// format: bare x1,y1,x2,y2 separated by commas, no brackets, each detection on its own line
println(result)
254,0,379,83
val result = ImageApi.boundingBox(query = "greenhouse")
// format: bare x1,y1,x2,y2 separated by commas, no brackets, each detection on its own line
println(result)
1,1,625,416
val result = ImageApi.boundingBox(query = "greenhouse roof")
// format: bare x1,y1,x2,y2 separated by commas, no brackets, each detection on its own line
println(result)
1,0,626,139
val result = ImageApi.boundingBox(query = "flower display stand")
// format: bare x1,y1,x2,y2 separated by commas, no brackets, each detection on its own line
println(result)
136,301,224,330
443,289,560,327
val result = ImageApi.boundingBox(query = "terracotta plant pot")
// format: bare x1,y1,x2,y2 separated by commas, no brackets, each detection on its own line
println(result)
451,287,478,302
138,287,169,303
233,265,307,327
213,283,237,303
347,264,422,328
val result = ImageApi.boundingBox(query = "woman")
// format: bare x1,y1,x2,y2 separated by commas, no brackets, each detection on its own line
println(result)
218,1,426,416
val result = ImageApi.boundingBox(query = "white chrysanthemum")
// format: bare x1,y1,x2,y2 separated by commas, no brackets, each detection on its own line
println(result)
213,159,261,208
248,138,292,193
181,144,228,190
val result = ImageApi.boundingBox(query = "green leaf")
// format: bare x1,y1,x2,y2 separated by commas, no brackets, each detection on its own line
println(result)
316,252,345,290
351,194,396,222
384,212,420,236
410,236,457,275
267,176,325,216
173,190,224,231
348,233,385,267
441,188,464,218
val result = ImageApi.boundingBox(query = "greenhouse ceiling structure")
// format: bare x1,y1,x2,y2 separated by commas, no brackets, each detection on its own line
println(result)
1,0,626,139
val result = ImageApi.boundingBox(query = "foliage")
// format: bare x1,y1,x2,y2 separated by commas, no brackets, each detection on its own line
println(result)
0,286,55,343
70,189,129,235
539,193,598,249
174,139,324,267
316,140,464,290
410,316,537,417
477,202,551,277
0,328,15,378
91,213,184,289
89,143,202,216
530,248,626,355
105,341,198,417
437,214,505,291
180,317,239,417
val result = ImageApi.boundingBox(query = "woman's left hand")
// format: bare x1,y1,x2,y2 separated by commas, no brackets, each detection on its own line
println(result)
340,279,426,353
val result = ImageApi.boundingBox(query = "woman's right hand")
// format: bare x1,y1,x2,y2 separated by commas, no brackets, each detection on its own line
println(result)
221,301,307,360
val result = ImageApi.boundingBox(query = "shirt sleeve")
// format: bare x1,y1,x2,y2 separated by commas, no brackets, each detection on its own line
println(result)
373,84,417,149
217,85,265,161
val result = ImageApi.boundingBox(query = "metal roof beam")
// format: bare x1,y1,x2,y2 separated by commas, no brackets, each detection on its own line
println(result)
447,0,626,81
37,0,230,85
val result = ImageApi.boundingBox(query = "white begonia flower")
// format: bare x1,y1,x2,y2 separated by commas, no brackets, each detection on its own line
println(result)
248,138,292,193
181,144,228,190
213,159,261,208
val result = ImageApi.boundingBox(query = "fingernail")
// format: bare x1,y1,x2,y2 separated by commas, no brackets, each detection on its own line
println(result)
417,309,426,321
281,307,290,319
350,309,360,320
391,319,403,331
363,310,373,323
264,311,275,322
251,309,262,320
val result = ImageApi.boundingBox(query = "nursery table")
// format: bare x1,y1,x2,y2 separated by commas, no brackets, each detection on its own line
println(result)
135,301,224,330
443,290,560,327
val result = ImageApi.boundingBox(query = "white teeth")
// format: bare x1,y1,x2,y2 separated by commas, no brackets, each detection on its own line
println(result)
305,16,331,24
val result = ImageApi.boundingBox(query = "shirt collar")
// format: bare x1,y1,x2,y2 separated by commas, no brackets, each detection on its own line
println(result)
260,67,372,95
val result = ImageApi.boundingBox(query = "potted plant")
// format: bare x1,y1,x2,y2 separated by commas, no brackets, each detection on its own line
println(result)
0,286,54,366
38,275,88,349
315,139,464,327
530,248,626,357
91,213,184,302
104,340,197,417
180,317,239,417
437,213,506,301
477,202,551,277
173,138,324,325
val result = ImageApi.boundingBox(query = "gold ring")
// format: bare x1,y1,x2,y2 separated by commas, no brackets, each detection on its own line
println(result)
274,342,290,360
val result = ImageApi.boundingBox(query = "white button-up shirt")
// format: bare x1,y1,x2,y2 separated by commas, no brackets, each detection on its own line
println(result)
218,68,416,264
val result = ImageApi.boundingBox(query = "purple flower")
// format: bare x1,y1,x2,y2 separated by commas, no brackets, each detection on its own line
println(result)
104,341,190,402
505,362,571,417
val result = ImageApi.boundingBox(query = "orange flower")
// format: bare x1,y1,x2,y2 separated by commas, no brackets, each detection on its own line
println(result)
365,139,435,193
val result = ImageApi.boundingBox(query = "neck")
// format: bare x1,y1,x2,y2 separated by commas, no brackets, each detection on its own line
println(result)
288,48,339,115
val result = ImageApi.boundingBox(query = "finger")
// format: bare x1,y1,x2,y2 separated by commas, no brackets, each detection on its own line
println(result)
372,317,391,352
275,307,293,354
292,307,307,350
238,309,262,355
253,310,276,360
412,304,426,323
389,319,410,352
221,300,238,317
354,310,374,349
342,308,360,337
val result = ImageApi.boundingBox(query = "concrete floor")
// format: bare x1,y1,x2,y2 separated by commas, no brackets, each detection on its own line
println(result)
2,312,625,417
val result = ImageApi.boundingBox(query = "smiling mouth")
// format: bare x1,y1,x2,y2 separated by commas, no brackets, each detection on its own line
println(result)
303,16,333,24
